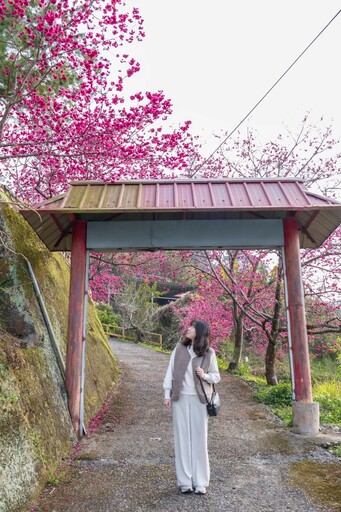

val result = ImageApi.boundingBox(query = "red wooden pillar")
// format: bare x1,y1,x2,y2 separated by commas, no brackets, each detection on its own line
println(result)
283,218,319,435
283,217,312,402
66,220,87,435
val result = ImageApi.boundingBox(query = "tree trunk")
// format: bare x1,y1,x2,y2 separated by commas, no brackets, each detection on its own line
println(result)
265,341,278,385
264,257,283,385
228,314,244,371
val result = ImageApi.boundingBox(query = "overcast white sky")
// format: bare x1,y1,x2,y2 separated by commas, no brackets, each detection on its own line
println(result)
124,1,341,155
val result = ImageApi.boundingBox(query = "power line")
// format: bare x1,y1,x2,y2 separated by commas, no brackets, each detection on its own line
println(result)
190,9,341,178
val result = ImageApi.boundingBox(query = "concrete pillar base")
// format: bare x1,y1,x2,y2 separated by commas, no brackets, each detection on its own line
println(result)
292,401,319,435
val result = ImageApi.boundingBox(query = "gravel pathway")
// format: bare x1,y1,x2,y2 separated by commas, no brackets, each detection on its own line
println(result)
31,340,341,512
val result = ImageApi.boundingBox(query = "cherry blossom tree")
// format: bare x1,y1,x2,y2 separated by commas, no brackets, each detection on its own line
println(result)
0,0,201,201
171,271,233,353
178,241,340,385
195,118,341,196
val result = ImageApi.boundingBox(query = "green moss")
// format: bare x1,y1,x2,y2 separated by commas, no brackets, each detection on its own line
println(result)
290,461,341,511
0,333,71,512
2,204,119,421
0,204,120,510
0,335,72,471
2,205,50,266
83,301,119,423
0,361,19,410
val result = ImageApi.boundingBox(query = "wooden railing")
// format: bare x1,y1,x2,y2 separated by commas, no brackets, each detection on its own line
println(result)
103,324,163,349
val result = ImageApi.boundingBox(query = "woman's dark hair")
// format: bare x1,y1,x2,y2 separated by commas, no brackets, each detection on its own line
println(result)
182,319,210,356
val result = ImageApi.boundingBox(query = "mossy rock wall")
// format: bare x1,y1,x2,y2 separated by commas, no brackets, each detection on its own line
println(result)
0,204,119,512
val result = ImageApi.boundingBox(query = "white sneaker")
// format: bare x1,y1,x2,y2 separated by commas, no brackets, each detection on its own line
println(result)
181,486,193,493
195,486,206,494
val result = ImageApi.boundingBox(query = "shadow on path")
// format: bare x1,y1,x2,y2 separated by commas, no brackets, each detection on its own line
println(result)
30,340,341,512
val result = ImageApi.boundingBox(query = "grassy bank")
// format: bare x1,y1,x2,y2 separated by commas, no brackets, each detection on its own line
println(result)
224,347,341,436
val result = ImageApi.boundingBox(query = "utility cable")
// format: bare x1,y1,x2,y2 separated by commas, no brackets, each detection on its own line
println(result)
189,9,341,178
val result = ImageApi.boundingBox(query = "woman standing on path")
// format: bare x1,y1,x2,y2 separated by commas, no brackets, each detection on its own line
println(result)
163,319,220,495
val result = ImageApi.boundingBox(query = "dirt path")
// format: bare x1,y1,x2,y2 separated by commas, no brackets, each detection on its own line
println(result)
30,340,341,512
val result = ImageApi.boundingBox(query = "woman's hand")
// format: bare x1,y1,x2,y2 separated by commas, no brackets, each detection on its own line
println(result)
196,367,205,379
164,399,172,409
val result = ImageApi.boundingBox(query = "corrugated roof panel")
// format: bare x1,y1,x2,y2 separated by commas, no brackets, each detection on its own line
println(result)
315,210,339,233
102,184,121,208
36,180,341,212
33,214,56,238
79,184,92,209
301,210,335,245
177,183,195,208
159,183,175,208
64,184,88,208
280,181,310,206
193,183,213,208
210,182,231,207
97,184,108,208
23,212,41,233
305,192,335,206
44,229,61,249
141,183,156,208
259,182,293,207
122,183,139,209
245,182,272,207
34,216,60,247
299,227,319,247
32,194,66,210
230,183,253,207
308,221,328,246
86,184,105,209
20,211,67,251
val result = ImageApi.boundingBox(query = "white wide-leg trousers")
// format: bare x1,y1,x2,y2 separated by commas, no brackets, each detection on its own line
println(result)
172,393,209,488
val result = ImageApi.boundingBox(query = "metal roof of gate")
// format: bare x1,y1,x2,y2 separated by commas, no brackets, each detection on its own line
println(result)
20,178,341,251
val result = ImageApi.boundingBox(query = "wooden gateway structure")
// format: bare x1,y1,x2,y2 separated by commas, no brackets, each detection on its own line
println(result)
20,178,341,438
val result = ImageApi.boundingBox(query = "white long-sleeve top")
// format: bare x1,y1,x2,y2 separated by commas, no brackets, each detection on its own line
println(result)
163,345,220,400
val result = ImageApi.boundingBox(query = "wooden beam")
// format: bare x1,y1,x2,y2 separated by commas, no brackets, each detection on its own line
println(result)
66,220,87,434
283,218,312,402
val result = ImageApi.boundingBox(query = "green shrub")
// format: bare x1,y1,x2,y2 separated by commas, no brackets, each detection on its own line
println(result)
315,395,341,426
313,381,341,399
95,302,121,327
255,382,293,407
273,406,293,426
230,361,252,377
253,380,341,427
253,382,293,425
217,357,229,371
313,381,341,426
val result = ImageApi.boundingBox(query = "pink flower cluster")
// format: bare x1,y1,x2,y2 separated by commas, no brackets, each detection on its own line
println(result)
0,0,203,201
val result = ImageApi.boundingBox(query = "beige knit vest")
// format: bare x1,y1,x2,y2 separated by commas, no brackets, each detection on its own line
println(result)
171,343,214,404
